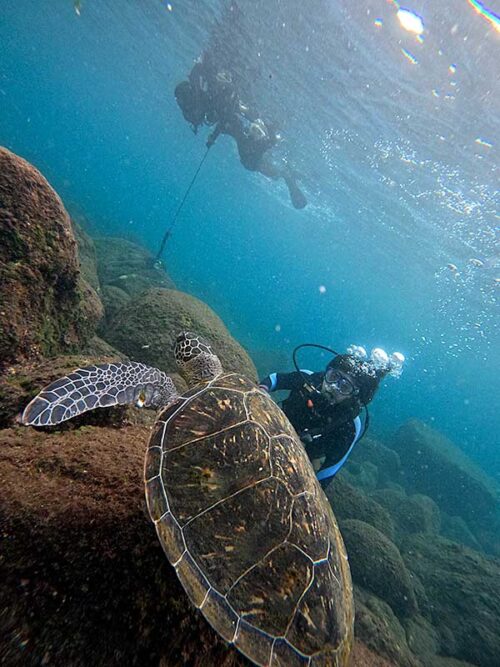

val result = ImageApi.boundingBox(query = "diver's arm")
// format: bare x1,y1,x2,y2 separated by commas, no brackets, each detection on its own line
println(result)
206,123,222,148
258,371,306,393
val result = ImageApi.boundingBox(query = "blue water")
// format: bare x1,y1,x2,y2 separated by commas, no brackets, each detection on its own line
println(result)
1,0,498,478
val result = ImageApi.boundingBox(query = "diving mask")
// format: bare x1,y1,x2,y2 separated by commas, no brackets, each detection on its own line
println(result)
323,368,357,397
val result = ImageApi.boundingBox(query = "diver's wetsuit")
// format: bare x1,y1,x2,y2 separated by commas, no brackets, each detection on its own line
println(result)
259,370,362,483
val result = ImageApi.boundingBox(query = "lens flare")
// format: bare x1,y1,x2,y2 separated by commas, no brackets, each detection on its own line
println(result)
397,8,424,35
466,0,500,33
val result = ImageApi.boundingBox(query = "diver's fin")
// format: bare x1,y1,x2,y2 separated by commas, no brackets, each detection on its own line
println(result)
21,362,178,427
285,176,307,209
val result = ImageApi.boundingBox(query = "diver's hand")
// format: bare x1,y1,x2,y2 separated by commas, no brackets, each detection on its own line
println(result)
300,431,313,446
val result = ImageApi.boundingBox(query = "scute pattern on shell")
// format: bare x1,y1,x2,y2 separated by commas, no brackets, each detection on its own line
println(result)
144,373,353,667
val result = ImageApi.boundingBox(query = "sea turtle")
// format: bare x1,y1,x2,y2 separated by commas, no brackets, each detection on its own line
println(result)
22,331,354,666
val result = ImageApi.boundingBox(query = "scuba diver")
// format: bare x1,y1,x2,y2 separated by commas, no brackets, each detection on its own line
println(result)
259,344,405,485
175,56,308,209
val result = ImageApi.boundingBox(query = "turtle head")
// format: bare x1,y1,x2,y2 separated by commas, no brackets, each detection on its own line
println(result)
174,331,223,385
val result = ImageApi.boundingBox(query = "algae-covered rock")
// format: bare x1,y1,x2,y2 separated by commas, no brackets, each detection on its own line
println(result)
94,237,174,296
81,335,124,358
0,425,246,667
401,533,500,667
353,587,420,667
0,147,102,369
102,287,257,380
99,284,131,328
340,519,418,618
343,460,379,492
392,420,499,555
440,513,482,552
0,422,408,667
325,475,395,541
349,437,402,487
404,614,440,663
73,222,100,291
370,488,441,542
427,659,478,667
349,640,398,667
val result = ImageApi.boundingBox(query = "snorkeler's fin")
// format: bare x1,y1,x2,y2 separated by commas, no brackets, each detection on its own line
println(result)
285,176,307,209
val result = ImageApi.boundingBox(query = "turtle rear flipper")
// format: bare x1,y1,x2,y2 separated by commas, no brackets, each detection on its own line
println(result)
22,362,178,426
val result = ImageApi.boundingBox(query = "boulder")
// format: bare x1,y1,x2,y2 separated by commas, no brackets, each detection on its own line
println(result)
0,424,246,667
343,461,379,492
401,533,500,667
102,288,257,381
370,488,441,542
392,420,499,555
349,437,402,487
325,475,395,541
94,237,174,296
0,147,102,369
353,587,420,667
440,513,482,552
426,659,477,667
349,639,398,667
340,519,418,618
99,284,131,329
81,335,125,358
403,614,440,663
73,223,100,291
0,426,382,667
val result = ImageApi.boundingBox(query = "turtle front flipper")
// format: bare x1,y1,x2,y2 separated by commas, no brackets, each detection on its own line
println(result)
22,362,178,426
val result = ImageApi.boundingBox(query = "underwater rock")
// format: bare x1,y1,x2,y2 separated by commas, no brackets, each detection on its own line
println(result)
94,236,174,296
73,222,100,291
0,147,102,369
349,640,397,667
0,425,246,666
81,334,125,358
342,460,379,492
353,587,420,667
401,533,500,667
102,287,257,381
426,659,478,667
98,284,131,329
340,519,418,619
0,424,386,667
369,488,441,543
325,475,395,541
403,614,440,664
392,420,500,555
349,437,402,487
440,513,482,552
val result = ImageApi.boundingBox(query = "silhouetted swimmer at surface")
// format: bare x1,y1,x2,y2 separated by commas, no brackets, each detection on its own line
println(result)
175,56,307,210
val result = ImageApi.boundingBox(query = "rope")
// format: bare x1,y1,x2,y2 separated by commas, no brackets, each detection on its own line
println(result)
155,146,211,262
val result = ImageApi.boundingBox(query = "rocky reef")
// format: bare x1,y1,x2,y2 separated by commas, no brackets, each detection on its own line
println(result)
324,431,500,667
1,149,499,667
0,147,102,370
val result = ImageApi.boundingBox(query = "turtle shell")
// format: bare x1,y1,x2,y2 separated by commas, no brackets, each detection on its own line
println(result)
144,373,353,666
